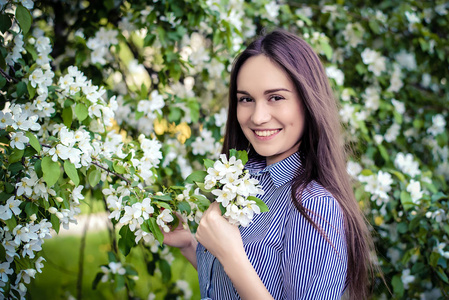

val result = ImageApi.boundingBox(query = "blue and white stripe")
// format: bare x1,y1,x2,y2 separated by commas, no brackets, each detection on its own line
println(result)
197,152,348,299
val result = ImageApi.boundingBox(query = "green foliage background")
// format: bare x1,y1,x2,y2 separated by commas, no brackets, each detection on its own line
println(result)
0,0,448,299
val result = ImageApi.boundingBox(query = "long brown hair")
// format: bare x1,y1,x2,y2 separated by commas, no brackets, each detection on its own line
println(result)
222,29,376,300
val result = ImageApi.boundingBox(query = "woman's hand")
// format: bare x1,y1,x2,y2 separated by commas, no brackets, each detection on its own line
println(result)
195,202,245,263
196,202,274,300
162,214,198,269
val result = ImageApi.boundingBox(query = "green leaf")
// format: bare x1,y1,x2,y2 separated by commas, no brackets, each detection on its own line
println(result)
50,214,60,234
114,273,125,291
400,190,413,210
0,244,6,261
430,252,440,267
320,40,332,61
391,275,404,298
62,106,73,128
25,132,41,153
25,202,38,218
92,272,103,290
219,203,226,215
16,81,27,98
190,194,210,210
41,156,60,187
168,107,182,122
152,194,173,201
196,182,213,193
0,13,12,34
64,160,79,186
4,216,17,230
75,103,89,121
9,148,24,163
148,217,164,245
118,225,136,256
153,201,171,210
368,20,380,34
203,159,215,170
247,196,269,212
236,150,248,165
178,200,191,214
15,5,32,34
431,192,447,202
27,81,36,98
436,267,449,284
159,259,171,283
113,161,126,174
0,76,6,89
88,168,101,187
377,144,389,162
185,170,207,184
8,162,24,175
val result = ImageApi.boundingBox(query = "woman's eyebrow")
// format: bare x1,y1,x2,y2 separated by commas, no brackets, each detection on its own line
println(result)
264,88,291,94
236,88,292,95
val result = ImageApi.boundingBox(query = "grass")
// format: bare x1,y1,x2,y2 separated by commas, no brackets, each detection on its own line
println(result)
27,229,200,299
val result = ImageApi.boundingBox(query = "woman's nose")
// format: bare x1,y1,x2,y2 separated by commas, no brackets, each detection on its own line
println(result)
251,102,271,125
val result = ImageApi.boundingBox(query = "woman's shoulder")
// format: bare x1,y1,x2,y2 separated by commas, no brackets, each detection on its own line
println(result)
287,180,345,225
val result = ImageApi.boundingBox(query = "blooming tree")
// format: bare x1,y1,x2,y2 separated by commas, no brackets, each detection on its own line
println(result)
0,0,448,299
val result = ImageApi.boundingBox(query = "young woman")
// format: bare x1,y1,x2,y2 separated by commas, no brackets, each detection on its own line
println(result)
163,29,375,300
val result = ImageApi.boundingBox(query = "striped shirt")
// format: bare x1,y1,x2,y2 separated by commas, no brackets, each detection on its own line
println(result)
197,152,348,299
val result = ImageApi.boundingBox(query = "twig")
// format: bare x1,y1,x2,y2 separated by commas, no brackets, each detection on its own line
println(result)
76,208,91,300
40,143,131,185
0,67,18,83
91,160,131,186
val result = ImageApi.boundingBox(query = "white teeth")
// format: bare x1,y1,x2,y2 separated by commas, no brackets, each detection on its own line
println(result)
254,130,279,137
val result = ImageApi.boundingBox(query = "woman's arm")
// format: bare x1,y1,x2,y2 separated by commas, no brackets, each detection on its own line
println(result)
195,202,274,300
163,217,198,269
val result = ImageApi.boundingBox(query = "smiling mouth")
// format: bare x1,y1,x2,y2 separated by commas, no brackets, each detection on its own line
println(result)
254,129,280,137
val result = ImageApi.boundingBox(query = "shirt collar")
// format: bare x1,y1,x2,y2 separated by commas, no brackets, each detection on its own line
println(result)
245,152,303,188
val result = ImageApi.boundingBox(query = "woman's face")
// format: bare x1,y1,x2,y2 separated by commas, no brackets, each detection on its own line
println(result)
236,55,306,165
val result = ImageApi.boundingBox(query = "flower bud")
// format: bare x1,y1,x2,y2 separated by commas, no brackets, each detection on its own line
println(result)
55,197,64,203
155,192,163,196
30,214,37,221
48,207,58,214
176,194,184,201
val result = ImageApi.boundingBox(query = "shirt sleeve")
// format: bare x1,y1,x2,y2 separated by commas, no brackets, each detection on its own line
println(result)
282,195,348,299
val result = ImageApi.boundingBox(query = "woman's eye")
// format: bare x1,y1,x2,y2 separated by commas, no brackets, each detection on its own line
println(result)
269,95,284,101
238,97,253,103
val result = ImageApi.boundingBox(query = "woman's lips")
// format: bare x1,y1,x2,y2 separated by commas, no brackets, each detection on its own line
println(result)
253,129,281,139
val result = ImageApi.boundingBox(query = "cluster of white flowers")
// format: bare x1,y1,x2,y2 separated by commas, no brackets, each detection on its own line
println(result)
425,209,447,223
204,154,264,227
388,64,404,92
342,22,364,48
100,261,126,283
5,33,24,65
137,90,165,129
394,152,421,178
135,135,163,184
427,114,446,136
384,123,401,143
86,27,118,64
401,268,415,289
0,218,51,287
264,1,281,24
175,279,193,299
174,185,204,224
406,179,423,204
362,86,380,111
191,128,221,159
358,170,393,207
361,48,387,76
326,65,345,86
